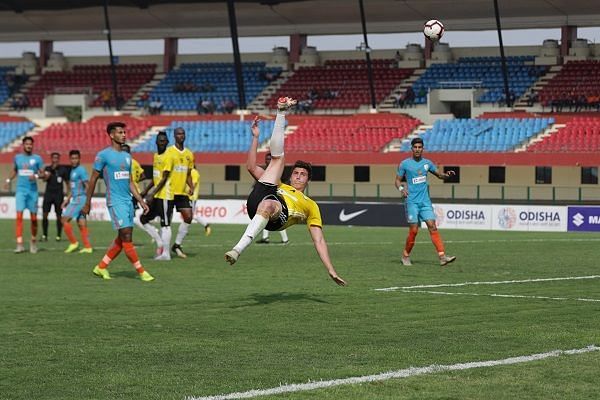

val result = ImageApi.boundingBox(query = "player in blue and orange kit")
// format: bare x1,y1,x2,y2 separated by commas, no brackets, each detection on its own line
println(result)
395,137,456,266
61,150,93,254
3,136,46,253
81,122,154,282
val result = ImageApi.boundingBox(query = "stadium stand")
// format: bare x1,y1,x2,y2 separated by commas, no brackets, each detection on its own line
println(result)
537,60,600,110
132,119,276,153
32,116,152,154
411,56,546,104
147,62,281,111
267,59,413,110
526,117,600,153
0,121,34,150
26,64,156,108
0,66,25,106
401,117,555,152
286,114,420,152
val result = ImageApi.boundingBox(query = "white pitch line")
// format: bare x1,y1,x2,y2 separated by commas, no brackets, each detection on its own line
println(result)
186,345,600,400
375,275,600,292
401,289,600,303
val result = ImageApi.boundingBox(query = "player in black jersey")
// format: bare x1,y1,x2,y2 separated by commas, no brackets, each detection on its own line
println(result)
42,152,69,241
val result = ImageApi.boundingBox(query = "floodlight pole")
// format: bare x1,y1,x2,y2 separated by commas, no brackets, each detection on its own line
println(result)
227,0,247,110
493,0,512,108
103,0,120,110
358,0,377,111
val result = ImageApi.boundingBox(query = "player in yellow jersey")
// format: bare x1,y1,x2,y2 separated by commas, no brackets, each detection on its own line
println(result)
121,144,152,234
165,127,195,258
139,132,174,260
225,98,346,286
255,152,288,245
187,167,212,235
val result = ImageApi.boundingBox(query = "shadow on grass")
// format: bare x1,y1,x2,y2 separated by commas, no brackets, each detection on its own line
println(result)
111,270,139,280
231,292,330,308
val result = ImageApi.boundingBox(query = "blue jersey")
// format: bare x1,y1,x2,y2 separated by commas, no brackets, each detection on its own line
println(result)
14,153,44,193
397,157,437,204
69,165,89,199
93,147,132,207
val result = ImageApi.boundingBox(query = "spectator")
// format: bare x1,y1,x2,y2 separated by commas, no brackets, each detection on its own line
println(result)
404,87,415,108
200,82,215,92
139,92,150,115
200,99,215,114
526,91,538,107
220,99,236,114
100,90,112,110
394,50,402,64
149,97,163,115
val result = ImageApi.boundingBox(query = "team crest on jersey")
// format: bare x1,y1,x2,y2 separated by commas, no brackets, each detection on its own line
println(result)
126,157,131,166
29,159,36,165
424,164,430,171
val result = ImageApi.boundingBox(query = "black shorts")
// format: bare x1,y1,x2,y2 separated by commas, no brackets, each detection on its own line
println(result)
42,193,63,213
247,182,288,231
173,195,192,211
140,197,173,227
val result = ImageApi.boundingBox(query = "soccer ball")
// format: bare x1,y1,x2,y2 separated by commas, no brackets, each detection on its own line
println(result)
423,19,444,41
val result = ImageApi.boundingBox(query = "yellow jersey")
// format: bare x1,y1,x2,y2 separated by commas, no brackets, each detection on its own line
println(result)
152,151,174,200
166,145,194,196
131,158,145,193
189,168,201,201
277,183,322,230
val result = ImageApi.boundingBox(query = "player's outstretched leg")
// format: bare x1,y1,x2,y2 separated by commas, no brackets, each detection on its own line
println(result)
279,229,289,245
426,223,456,266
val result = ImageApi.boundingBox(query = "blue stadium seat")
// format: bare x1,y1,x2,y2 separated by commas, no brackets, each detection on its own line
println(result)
0,121,35,150
400,118,554,152
132,120,278,153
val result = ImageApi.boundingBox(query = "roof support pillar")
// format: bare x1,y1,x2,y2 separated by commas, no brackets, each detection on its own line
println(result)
163,37,178,73
103,0,120,110
358,0,377,111
39,40,53,71
226,0,246,110
493,0,512,108
289,34,307,66
561,25,577,61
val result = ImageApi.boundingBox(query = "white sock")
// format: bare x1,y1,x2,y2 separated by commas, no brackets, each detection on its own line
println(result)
193,215,209,227
233,215,269,254
175,222,190,246
269,112,286,157
161,226,172,255
262,229,269,240
134,210,145,231
279,229,288,242
141,222,163,248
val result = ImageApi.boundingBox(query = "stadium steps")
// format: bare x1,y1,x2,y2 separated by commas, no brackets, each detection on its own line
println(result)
384,124,431,153
0,75,40,112
122,72,166,111
247,71,293,113
516,123,566,152
378,68,425,110
130,125,167,149
514,66,561,108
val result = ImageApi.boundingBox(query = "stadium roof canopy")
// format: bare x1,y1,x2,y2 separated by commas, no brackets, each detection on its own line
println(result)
0,0,597,42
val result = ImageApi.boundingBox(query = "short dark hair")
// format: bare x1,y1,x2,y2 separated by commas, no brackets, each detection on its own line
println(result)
22,136,33,144
293,160,312,180
121,144,131,153
156,131,168,141
411,137,424,147
106,122,126,135
51,152,60,157
69,150,80,157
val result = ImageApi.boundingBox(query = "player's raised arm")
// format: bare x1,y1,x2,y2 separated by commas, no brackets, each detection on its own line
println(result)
309,225,346,286
82,169,101,215
246,116,265,181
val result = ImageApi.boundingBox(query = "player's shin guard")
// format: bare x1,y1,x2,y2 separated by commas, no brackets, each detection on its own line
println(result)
122,241,145,273
99,237,123,269
429,230,445,256
233,214,269,254
16,212,24,244
175,222,190,246
193,214,209,227
141,222,163,247
269,112,286,157
63,221,77,244
403,226,418,257
262,229,270,240
160,226,172,254
279,229,288,242
30,214,38,240
80,225,91,248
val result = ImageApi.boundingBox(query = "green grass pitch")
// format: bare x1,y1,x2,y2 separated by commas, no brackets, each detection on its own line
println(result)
1,220,599,399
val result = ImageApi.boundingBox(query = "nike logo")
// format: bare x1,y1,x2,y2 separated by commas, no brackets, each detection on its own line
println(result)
339,209,368,222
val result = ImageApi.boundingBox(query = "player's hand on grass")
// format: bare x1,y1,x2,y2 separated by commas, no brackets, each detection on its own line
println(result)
251,116,260,138
329,272,347,286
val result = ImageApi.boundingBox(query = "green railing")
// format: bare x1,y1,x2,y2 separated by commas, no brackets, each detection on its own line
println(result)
3,182,599,203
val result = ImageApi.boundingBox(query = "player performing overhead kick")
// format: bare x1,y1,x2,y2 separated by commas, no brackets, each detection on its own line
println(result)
225,97,346,286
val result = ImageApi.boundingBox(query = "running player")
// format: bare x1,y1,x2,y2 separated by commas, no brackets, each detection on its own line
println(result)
41,152,69,242
166,127,195,259
139,131,173,260
255,152,288,245
187,166,211,234
62,150,93,254
395,137,456,266
3,137,45,253
81,122,154,282
225,98,346,286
